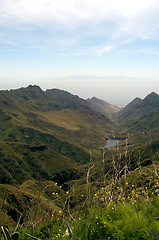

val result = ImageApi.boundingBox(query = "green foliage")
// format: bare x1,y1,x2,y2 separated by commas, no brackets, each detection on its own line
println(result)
71,198,159,239
3,197,157,240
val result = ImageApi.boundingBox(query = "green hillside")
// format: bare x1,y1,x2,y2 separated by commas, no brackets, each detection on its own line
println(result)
1,87,159,238
116,91,159,144
0,85,115,152
0,140,89,186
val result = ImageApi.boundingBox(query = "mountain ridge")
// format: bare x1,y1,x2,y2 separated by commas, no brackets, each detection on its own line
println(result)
0,85,116,158
116,91,159,143
87,96,120,116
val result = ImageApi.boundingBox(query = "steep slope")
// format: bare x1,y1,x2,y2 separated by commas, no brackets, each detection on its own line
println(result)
87,97,120,116
0,141,84,186
0,85,115,152
117,92,159,122
116,92,159,143
0,180,64,227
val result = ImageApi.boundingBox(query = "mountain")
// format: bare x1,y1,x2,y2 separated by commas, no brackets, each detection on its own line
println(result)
0,85,117,226
0,85,119,189
0,85,115,153
87,97,120,116
1,86,159,229
116,91,159,143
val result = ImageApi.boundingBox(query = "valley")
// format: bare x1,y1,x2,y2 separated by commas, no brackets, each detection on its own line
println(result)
0,85,159,239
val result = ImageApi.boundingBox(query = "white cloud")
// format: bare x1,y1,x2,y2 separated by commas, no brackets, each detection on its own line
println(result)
0,0,157,27
0,0,159,54
90,45,113,56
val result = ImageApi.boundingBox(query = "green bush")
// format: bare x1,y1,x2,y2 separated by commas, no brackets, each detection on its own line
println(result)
71,198,159,239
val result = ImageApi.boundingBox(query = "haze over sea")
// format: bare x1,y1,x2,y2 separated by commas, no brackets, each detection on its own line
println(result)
0,0,159,105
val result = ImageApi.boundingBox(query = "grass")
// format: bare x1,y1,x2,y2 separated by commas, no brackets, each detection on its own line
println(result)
1,197,159,239
1,154,159,239
38,109,83,131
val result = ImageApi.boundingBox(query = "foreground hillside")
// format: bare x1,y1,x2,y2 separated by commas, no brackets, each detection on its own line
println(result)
1,138,159,239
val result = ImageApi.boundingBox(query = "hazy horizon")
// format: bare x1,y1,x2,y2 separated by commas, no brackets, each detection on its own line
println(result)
0,78,158,107
0,0,159,106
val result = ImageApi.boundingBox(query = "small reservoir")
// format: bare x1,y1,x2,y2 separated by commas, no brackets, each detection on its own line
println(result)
104,139,119,149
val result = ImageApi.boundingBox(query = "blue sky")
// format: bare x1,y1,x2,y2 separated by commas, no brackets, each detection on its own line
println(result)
0,0,159,105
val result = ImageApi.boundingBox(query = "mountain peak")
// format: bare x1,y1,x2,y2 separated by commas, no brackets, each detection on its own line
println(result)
143,92,159,105
144,91,158,99
132,97,142,103
27,85,42,91
124,96,142,109
90,97,99,101
87,96,120,116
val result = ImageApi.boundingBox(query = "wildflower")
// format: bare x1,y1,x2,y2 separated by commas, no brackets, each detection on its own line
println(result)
126,182,128,185
55,183,57,185
56,192,58,195
52,192,55,195
59,210,62,214
81,194,83,197
66,191,69,194
79,217,81,220
132,184,134,187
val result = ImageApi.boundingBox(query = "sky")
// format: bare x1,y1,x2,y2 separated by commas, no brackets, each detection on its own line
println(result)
0,0,159,105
